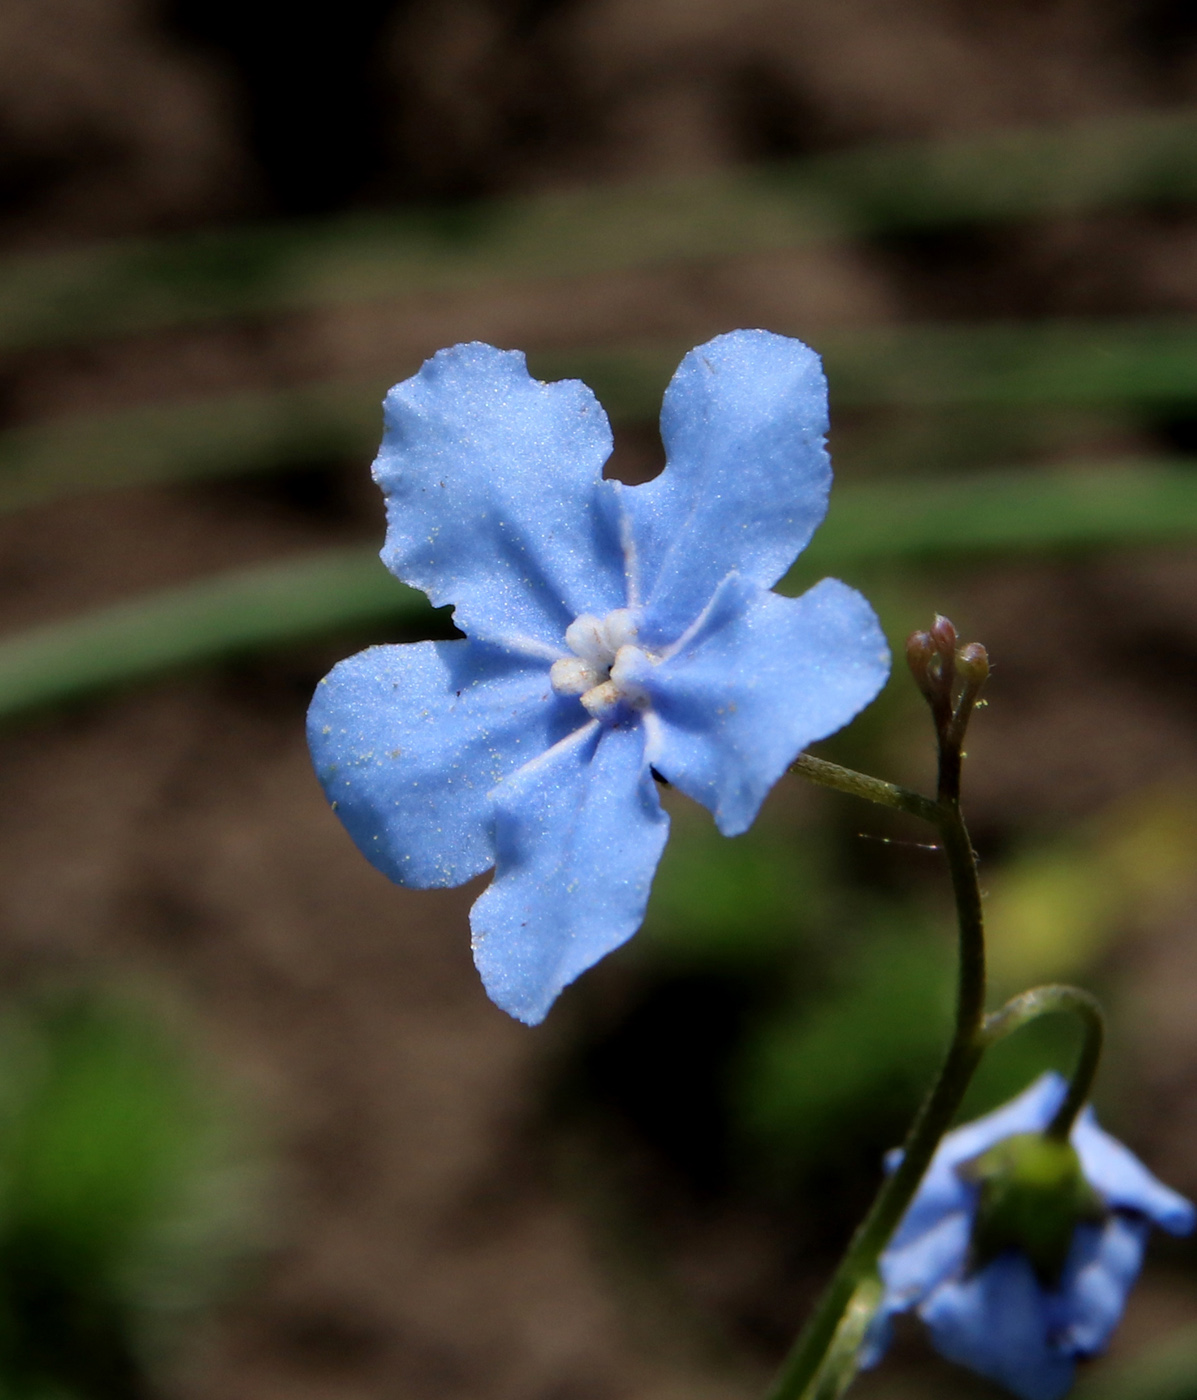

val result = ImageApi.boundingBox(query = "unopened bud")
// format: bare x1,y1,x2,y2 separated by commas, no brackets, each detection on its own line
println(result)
955,642,990,688
909,614,990,767
929,614,958,659
906,629,935,674
906,630,943,704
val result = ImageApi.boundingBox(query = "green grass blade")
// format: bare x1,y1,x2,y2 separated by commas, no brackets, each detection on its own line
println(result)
1,463,1195,724
0,548,429,719
818,318,1197,407
539,319,1197,414
1,110,1196,353
797,461,1197,574
6,320,1197,515
0,381,385,513
796,106,1197,230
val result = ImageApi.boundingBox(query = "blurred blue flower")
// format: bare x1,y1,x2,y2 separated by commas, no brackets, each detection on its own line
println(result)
308,330,889,1023
863,1073,1195,1400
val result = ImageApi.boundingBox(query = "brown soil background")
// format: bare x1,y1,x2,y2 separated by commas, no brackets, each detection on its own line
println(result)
2,4,1197,1399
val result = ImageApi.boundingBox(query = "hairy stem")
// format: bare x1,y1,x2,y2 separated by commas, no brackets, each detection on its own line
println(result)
790,754,940,825
770,778,987,1400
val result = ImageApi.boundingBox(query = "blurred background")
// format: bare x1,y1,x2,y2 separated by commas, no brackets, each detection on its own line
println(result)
1,2,1197,1398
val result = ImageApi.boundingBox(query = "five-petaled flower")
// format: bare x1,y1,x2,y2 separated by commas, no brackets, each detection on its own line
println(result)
862,1073,1195,1400
308,330,890,1023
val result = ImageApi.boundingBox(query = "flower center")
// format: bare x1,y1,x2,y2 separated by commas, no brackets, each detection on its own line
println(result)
550,609,652,720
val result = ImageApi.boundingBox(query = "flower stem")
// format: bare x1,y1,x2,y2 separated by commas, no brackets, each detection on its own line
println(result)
983,985,1106,1139
775,621,1006,1398
768,784,988,1400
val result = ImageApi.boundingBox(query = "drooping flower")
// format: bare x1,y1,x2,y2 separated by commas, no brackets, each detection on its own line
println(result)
862,1073,1195,1400
308,330,890,1023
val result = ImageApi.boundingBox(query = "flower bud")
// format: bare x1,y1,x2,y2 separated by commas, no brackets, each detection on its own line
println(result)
906,629,936,684
907,625,955,720
955,642,990,688
961,1133,1104,1286
930,614,958,659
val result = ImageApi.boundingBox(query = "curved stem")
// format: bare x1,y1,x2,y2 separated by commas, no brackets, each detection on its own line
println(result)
765,793,987,1400
983,985,1106,1139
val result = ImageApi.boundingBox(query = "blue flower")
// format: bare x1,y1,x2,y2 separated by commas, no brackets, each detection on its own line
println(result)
308,330,889,1023
862,1074,1195,1400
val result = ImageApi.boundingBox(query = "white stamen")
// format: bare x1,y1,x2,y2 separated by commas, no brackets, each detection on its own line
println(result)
609,645,651,710
554,606,657,721
581,680,622,720
602,608,638,655
550,657,599,696
563,614,609,669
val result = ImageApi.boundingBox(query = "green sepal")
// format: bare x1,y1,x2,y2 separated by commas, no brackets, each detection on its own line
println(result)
960,1133,1106,1286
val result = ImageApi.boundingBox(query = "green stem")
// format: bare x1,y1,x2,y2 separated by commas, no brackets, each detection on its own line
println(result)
771,773,988,1400
807,1278,884,1400
784,753,1109,1397
983,985,1106,1139
790,754,940,825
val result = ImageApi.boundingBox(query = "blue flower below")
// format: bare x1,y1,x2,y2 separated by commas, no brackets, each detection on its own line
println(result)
863,1074,1195,1400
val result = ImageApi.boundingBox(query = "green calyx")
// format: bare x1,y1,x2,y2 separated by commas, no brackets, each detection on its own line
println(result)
961,1134,1106,1286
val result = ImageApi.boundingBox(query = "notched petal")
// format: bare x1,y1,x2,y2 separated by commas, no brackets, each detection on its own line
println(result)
375,343,626,646
624,329,833,645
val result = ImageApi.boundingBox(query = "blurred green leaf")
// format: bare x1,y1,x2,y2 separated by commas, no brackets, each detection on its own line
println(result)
735,931,952,1171
795,462,1197,578
1,465,1195,723
0,548,433,721
638,798,825,966
826,317,1197,406
540,319,1197,419
0,993,258,1399
0,381,385,514
0,1005,201,1272
1,110,1196,352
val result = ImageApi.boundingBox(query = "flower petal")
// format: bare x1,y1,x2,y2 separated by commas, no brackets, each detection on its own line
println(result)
308,639,573,888
920,1255,1076,1400
863,1210,976,1370
1072,1109,1196,1234
881,1209,973,1306
470,721,669,1025
623,329,832,644
934,1073,1067,1165
1048,1216,1149,1357
622,573,888,836
375,343,627,648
